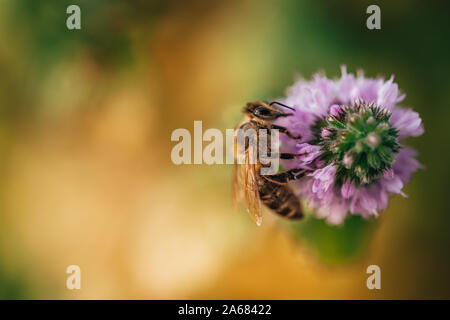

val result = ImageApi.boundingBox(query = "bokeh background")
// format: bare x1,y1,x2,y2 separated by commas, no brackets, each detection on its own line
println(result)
0,0,449,299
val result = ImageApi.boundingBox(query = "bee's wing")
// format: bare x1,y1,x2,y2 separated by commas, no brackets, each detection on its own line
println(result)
243,152,262,226
233,148,262,227
232,130,244,209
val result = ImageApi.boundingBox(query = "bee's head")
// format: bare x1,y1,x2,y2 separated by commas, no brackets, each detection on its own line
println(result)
243,101,294,121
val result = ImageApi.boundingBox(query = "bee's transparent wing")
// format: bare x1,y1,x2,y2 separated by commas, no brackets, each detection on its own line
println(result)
232,135,262,226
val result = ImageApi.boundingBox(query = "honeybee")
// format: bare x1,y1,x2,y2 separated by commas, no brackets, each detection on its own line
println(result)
232,101,308,226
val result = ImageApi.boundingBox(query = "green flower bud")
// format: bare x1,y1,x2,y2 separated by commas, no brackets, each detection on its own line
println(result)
319,101,400,185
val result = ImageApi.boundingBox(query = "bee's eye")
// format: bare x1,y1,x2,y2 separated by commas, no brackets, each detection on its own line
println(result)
254,107,271,117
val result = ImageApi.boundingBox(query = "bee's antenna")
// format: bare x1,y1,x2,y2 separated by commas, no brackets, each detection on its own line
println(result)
269,101,295,111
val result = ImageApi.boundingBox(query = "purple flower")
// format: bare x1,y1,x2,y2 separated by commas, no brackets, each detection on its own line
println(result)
341,181,355,199
275,66,424,225
390,107,424,139
296,143,322,164
321,128,333,139
329,104,342,117
308,164,337,201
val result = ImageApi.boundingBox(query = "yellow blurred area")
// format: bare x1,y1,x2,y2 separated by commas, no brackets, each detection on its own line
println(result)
0,0,448,299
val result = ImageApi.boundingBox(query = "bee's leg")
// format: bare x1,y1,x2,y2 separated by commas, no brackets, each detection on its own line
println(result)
270,124,302,140
279,153,305,160
262,168,307,184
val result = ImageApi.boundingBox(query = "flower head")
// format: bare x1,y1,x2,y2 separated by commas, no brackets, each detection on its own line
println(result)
276,66,423,225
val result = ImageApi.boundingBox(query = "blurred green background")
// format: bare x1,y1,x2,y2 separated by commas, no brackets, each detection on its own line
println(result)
0,0,449,299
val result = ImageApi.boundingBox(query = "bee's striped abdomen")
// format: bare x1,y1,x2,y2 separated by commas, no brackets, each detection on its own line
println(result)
258,179,303,220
